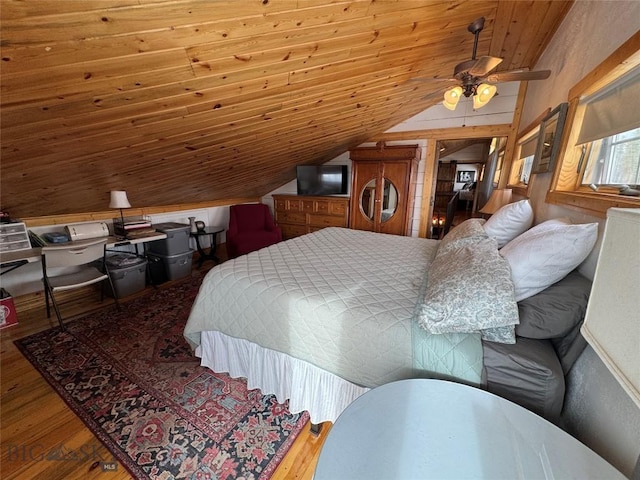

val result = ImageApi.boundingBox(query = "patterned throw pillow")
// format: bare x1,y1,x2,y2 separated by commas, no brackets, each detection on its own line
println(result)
437,218,487,256
416,237,519,343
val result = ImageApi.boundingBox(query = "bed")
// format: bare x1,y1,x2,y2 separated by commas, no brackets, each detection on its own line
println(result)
184,225,520,424
185,200,599,424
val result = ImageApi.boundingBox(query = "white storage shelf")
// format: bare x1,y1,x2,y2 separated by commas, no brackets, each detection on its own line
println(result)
0,222,31,253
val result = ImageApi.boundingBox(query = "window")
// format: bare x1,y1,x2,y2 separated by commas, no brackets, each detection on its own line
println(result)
518,135,538,185
577,65,640,187
548,33,640,216
581,127,640,186
508,128,539,193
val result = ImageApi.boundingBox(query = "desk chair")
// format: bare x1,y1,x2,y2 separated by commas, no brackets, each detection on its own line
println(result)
41,238,118,329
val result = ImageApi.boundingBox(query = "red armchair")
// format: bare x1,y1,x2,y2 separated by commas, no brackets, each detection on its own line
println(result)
226,203,282,258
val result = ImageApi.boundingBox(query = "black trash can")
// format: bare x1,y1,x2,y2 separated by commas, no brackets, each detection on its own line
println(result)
146,253,167,285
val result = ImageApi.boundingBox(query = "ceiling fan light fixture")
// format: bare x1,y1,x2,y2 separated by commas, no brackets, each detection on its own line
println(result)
443,86,463,110
473,83,497,109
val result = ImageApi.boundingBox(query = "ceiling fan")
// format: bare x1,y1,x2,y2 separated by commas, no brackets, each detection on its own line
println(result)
417,17,551,110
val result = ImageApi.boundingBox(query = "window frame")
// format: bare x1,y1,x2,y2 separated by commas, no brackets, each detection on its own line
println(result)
507,108,550,197
547,32,640,217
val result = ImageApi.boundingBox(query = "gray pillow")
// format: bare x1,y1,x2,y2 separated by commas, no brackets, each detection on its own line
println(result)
515,270,592,339
551,322,588,374
483,337,565,421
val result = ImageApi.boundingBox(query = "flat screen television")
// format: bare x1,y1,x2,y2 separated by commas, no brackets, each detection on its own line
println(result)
296,165,348,196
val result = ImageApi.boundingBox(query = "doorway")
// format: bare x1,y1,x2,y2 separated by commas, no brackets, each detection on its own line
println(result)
427,136,507,238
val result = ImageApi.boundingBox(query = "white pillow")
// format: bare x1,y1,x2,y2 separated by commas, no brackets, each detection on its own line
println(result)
500,220,598,301
483,199,534,247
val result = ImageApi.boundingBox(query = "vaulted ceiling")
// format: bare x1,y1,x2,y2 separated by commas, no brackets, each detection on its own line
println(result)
0,0,572,218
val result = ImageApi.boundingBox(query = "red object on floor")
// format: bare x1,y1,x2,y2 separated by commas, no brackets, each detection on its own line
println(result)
226,203,282,258
0,290,18,329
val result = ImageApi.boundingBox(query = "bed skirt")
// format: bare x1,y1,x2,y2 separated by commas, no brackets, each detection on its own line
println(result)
197,331,369,424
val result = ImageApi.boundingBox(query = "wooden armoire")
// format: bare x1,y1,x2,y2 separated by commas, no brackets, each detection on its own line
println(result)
349,143,420,236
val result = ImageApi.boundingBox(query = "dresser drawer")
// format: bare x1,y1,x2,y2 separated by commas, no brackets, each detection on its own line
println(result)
272,195,349,240
330,201,347,216
308,214,347,228
286,199,303,212
314,200,330,215
274,198,288,211
276,211,306,225
302,200,315,213
280,224,308,240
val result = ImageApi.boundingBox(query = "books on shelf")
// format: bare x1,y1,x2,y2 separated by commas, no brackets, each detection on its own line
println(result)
28,230,47,247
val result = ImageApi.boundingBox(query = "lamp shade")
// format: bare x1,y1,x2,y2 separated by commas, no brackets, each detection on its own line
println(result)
443,86,463,111
479,188,512,215
473,83,497,109
581,208,640,408
109,190,131,209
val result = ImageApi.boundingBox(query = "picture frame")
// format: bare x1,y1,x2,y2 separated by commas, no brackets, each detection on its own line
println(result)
456,170,475,183
532,102,568,174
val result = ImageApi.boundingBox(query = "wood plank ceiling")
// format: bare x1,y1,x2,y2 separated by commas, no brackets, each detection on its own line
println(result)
0,0,572,218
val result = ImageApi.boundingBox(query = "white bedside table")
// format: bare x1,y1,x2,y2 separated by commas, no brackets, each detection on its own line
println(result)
314,379,624,479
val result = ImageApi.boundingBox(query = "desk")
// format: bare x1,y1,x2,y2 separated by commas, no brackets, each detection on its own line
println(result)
0,248,41,275
190,226,224,268
0,233,167,275
314,379,624,479
105,233,167,256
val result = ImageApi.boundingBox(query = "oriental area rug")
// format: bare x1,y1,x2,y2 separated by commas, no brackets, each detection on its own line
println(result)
15,274,309,479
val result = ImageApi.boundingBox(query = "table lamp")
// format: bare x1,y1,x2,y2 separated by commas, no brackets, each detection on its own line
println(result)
581,208,640,408
109,190,131,233
479,188,512,216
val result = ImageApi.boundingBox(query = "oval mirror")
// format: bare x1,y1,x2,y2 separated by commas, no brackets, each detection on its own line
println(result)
381,179,398,223
360,178,376,220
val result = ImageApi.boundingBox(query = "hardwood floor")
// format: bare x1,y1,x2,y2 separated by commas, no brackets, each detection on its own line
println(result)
0,254,330,479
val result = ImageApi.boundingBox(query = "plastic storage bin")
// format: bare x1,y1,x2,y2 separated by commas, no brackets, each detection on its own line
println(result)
147,250,193,281
0,222,31,253
147,222,191,256
104,254,147,298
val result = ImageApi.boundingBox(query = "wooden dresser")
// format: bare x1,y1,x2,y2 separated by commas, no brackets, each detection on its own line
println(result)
273,194,349,240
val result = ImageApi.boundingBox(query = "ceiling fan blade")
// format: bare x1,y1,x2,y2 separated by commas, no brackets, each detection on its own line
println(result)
422,90,445,101
467,56,503,77
409,77,457,83
486,69,551,83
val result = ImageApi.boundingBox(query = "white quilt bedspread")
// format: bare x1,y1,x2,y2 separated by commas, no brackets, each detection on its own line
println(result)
184,227,440,388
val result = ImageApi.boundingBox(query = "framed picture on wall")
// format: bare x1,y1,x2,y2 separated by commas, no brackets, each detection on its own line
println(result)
532,102,568,174
456,170,476,183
